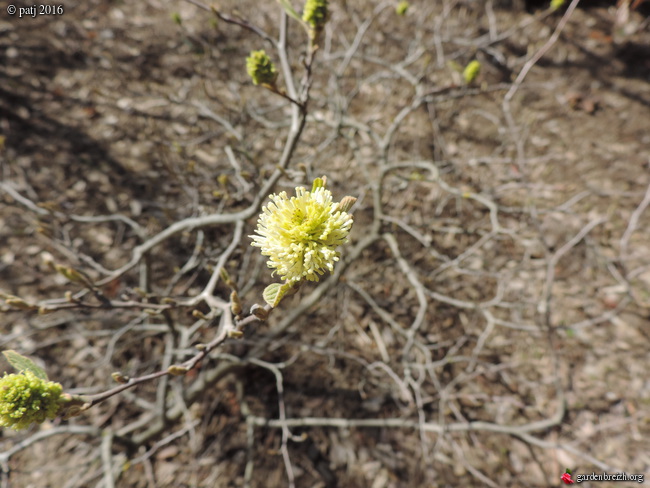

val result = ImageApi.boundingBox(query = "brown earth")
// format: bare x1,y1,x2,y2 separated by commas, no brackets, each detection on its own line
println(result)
1,1,649,487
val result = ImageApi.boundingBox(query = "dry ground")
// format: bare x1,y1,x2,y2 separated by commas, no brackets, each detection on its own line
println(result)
1,1,649,487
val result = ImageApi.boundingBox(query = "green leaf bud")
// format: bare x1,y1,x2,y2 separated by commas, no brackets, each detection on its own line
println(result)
111,372,130,384
54,264,92,287
4,296,36,311
262,282,300,308
463,60,481,84
192,310,209,320
230,291,243,316
396,1,409,16
167,365,189,376
311,176,326,192
227,329,244,339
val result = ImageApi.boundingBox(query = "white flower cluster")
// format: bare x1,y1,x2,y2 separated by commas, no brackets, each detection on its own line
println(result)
251,184,353,284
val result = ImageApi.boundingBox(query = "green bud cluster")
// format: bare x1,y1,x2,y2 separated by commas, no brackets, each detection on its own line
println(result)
302,0,329,35
396,1,409,16
0,371,63,430
246,50,278,87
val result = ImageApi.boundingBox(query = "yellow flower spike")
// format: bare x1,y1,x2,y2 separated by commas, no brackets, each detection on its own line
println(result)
302,0,329,42
250,178,354,285
0,371,63,430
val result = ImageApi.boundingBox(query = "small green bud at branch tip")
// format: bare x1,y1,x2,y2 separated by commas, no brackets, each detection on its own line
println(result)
311,176,327,192
220,267,231,283
230,291,243,316
54,264,92,286
5,297,36,310
192,310,209,320
111,372,130,384
167,365,189,376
